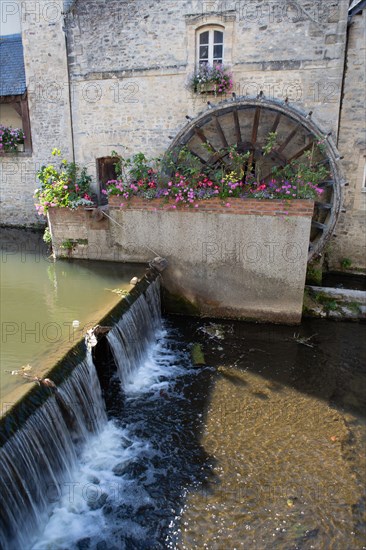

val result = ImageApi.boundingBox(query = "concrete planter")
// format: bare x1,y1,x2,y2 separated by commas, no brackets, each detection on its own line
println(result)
48,198,314,323
47,206,109,260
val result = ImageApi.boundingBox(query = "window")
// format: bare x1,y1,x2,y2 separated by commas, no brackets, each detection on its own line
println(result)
198,28,224,65
0,94,32,153
0,34,31,153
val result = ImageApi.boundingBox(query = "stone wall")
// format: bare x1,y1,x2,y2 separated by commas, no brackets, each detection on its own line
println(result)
2,0,364,272
65,0,349,181
329,10,366,270
47,199,314,323
0,0,73,226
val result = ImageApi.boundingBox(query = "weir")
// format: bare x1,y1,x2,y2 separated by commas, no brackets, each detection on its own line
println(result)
0,275,162,550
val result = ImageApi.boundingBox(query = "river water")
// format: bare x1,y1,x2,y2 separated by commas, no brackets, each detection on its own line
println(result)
1,230,365,549
32,317,365,549
0,228,144,405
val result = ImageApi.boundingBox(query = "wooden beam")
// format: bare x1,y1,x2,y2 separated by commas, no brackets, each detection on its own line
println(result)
315,201,332,210
287,141,314,162
214,115,228,148
186,146,207,164
247,107,261,169
251,107,261,145
0,93,26,104
278,125,300,154
311,221,327,231
233,108,242,143
270,112,281,133
12,102,22,117
194,127,209,144
20,97,32,152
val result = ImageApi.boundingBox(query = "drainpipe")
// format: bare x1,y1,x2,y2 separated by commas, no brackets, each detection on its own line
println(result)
337,12,351,148
62,6,75,162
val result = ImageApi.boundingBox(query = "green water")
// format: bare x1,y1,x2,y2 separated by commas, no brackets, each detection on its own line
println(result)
0,228,144,405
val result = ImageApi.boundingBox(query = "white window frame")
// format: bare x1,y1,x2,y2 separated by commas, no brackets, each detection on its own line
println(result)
196,26,225,67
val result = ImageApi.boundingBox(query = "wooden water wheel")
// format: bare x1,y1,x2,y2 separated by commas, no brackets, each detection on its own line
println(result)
167,97,343,261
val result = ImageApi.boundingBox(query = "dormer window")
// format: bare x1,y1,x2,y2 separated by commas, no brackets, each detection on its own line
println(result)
198,28,224,65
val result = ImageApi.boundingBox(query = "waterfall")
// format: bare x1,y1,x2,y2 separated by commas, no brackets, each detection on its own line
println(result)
0,355,106,550
107,279,161,387
0,278,162,550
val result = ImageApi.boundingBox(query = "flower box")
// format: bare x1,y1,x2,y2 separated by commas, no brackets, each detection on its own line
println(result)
198,82,217,94
108,195,314,217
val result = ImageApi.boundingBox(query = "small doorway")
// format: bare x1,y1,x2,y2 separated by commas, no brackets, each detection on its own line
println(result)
97,157,118,204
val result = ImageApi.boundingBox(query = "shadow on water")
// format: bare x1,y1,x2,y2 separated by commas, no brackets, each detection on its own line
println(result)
170,316,366,421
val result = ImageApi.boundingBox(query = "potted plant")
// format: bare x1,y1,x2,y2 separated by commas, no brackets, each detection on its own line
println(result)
0,125,25,152
189,64,233,95
34,149,94,216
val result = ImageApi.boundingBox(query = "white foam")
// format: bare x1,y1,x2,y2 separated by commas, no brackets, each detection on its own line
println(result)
32,327,189,549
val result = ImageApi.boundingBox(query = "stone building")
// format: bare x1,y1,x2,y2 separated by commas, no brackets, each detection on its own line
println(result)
0,0,365,269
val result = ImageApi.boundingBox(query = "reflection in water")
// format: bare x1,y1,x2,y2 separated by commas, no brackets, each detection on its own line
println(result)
0,228,145,400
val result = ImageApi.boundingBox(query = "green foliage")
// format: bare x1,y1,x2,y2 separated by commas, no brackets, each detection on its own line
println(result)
105,137,328,204
271,142,329,193
346,301,361,314
313,292,339,311
43,226,52,245
34,149,94,215
340,258,352,270
306,265,323,286
60,239,75,250
262,132,278,156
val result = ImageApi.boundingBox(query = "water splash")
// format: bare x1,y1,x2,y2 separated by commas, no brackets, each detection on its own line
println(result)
0,356,106,550
0,279,163,550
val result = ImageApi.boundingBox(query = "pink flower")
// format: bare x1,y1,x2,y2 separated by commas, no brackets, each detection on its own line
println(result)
225,202,231,207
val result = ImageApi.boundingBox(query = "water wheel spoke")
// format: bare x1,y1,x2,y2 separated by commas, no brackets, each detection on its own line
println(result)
214,115,228,148
206,151,223,164
287,141,314,162
251,107,261,145
311,220,327,231
318,179,334,188
278,125,300,154
186,145,207,164
194,127,210,145
233,108,242,143
315,201,332,210
248,107,261,167
270,112,282,133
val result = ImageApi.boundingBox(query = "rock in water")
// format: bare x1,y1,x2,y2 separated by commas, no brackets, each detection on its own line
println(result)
191,343,206,365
